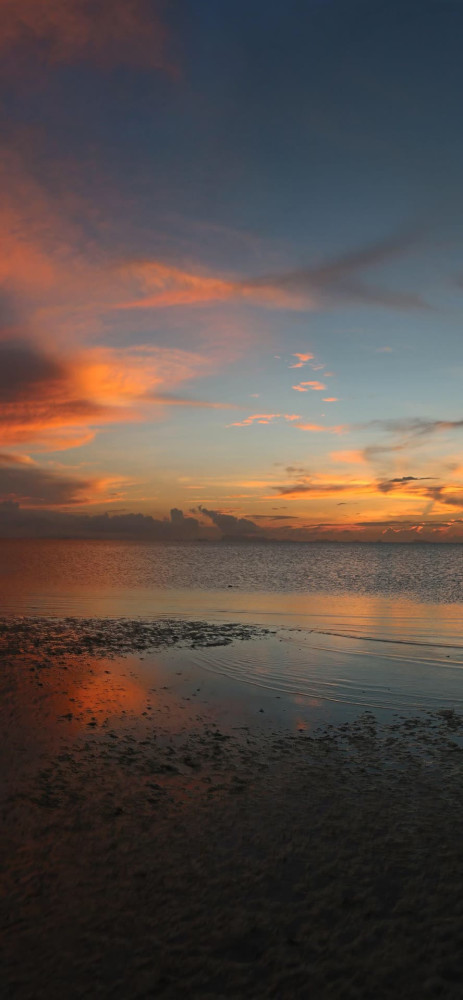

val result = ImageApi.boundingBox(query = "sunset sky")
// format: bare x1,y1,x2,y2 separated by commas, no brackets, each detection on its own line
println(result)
1,0,463,541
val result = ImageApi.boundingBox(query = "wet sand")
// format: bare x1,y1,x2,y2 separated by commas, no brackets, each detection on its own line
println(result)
2,617,463,999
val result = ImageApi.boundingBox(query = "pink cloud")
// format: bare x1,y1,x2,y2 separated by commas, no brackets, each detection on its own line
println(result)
292,380,326,392
229,413,301,428
295,422,347,434
289,352,314,368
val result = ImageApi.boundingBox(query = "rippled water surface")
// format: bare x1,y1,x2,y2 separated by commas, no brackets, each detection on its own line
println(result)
1,538,463,606
1,539,463,714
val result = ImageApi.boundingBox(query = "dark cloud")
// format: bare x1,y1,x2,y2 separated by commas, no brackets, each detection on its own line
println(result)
275,482,347,496
362,421,463,465
377,475,434,493
0,452,35,466
367,418,463,438
0,502,202,539
0,340,139,449
169,507,199,536
242,229,430,312
363,442,408,461
0,341,64,403
2,500,462,542
423,487,463,509
349,520,463,543
0,461,95,506
198,506,260,536
285,465,309,476
0,454,205,530
245,514,298,520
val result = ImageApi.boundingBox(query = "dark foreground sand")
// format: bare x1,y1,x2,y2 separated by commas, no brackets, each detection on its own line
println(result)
2,618,463,999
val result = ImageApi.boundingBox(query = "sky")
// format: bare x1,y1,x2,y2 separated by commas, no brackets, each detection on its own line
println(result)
1,0,463,541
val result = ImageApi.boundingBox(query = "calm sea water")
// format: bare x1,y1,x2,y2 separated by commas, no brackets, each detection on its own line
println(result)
1,539,463,713
1,538,462,605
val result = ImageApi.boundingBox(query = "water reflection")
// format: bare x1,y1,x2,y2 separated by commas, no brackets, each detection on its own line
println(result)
4,621,463,787
2,537,463,730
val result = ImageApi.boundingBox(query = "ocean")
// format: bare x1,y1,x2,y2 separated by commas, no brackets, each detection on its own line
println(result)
1,538,463,716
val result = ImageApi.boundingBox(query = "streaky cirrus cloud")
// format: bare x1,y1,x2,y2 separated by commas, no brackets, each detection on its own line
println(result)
238,228,431,313
120,229,430,314
269,468,463,513
0,146,246,359
366,417,463,438
422,486,463,509
274,481,358,497
0,0,174,74
360,419,463,464
362,442,409,462
245,514,298,521
0,146,288,362
377,475,434,493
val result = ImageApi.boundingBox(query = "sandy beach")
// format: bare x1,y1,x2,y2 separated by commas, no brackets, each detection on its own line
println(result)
3,617,463,999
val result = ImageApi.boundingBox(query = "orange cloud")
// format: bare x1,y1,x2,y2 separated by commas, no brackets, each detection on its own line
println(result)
273,476,374,499
292,381,326,392
331,449,366,464
295,422,346,434
323,397,338,402
0,0,173,73
289,352,314,368
0,451,131,508
0,341,223,451
120,261,236,310
0,149,429,359
0,451,36,467
119,261,320,312
0,147,315,347
229,413,301,427
0,145,117,323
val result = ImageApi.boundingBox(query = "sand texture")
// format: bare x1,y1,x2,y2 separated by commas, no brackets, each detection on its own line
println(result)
2,617,463,999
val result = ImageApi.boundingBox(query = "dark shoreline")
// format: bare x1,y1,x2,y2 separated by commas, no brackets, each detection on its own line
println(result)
3,619,463,998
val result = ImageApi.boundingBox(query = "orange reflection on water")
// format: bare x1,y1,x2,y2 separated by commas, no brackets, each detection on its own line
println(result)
71,666,148,721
